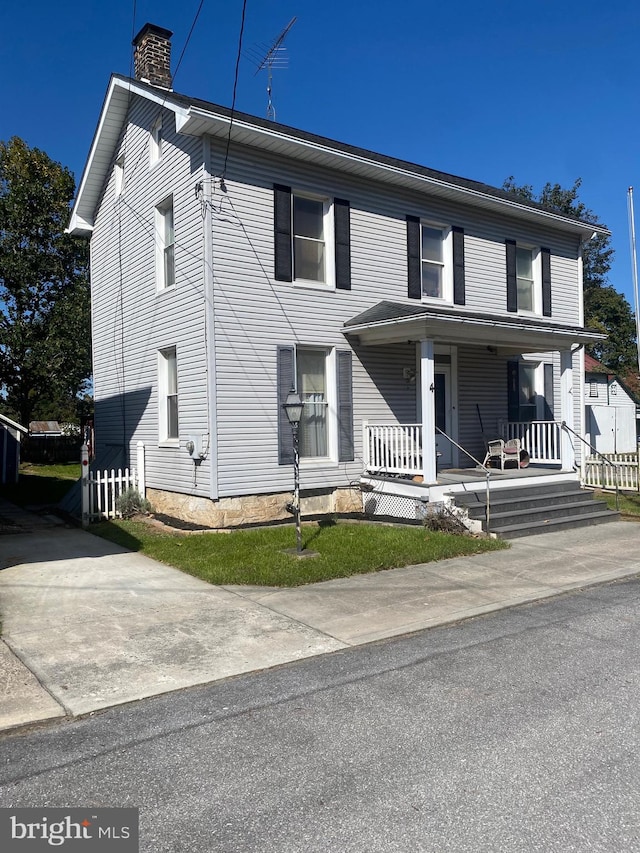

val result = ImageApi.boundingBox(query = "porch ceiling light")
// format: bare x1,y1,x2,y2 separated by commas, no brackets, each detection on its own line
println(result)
283,390,303,427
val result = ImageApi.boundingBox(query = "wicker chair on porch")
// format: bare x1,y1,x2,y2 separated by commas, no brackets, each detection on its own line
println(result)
483,438,521,470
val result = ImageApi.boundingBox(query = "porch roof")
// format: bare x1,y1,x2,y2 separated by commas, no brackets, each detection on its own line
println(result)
343,301,605,353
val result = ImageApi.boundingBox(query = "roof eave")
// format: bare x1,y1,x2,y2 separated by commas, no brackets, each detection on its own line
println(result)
343,312,605,352
177,108,609,238
68,76,611,240
67,76,190,236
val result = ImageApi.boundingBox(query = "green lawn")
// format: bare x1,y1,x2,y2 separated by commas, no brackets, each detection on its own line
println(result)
4,462,80,507
595,489,640,518
91,518,508,587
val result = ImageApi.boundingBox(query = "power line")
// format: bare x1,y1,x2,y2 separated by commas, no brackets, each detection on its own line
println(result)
222,0,248,181
173,0,206,81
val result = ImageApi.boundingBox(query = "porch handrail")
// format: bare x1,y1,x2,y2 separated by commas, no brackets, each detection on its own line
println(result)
435,427,492,533
560,421,619,511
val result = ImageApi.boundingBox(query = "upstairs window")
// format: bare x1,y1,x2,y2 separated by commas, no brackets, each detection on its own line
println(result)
150,116,162,165
421,226,445,299
273,185,351,289
506,242,552,316
516,246,535,312
407,217,464,304
293,195,329,284
115,155,124,197
155,197,175,290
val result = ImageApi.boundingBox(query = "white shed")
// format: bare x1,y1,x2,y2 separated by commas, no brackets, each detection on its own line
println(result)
585,355,638,454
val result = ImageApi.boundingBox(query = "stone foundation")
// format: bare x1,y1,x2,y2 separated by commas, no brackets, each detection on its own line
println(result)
146,486,362,528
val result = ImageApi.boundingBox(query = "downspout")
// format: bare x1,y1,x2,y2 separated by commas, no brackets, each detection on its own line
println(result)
202,136,219,500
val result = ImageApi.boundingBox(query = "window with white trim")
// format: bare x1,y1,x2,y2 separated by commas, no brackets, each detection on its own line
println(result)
516,246,535,312
421,224,452,301
293,194,332,285
159,347,178,442
150,116,162,165
155,196,175,290
297,348,331,458
115,155,124,197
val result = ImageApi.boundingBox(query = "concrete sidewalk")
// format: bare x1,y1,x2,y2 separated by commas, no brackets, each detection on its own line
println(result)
1,502,639,733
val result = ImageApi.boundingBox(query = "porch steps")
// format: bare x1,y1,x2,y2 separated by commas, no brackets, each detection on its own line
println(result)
452,481,619,539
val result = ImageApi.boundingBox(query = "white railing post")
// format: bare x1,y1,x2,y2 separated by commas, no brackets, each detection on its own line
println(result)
81,444,90,528
137,441,146,498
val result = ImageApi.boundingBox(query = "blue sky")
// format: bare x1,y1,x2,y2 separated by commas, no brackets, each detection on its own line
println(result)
2,0,639,307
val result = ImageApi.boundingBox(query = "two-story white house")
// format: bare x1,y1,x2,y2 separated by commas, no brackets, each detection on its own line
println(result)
68,23,616,535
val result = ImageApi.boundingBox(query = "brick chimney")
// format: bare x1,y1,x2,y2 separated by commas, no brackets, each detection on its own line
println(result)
132,23,173,89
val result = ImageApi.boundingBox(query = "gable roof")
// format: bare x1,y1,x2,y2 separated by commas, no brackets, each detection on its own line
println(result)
0,413,27,433
584,353,640,404
69,74,612,240
343,300,605,352
584,353,610,374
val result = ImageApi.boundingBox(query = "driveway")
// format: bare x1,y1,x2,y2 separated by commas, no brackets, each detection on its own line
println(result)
1,506,639,732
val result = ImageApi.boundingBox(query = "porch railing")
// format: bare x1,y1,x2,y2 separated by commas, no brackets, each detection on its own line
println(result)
365,420,564,474
500,420,561,464
363,423,422,476
560,421,620,511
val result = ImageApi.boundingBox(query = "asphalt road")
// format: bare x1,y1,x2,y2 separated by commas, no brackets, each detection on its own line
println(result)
2,577,640,852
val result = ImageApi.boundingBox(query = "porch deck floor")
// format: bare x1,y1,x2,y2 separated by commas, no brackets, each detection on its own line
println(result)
436,464,565,486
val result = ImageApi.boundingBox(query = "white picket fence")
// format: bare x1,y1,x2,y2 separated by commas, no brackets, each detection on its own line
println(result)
81,441,146,526
583,451,640,491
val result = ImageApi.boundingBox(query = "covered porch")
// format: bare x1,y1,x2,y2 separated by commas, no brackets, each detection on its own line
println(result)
344,301,604,487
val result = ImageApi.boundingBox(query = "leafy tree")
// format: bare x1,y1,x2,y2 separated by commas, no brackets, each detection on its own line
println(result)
0,137,91,426
503,177,637,374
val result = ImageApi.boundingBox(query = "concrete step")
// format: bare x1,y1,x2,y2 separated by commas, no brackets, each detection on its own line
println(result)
486,499,611,527
490,509,620,539
462,489,594,518
452,480,619,538
453,480,581,507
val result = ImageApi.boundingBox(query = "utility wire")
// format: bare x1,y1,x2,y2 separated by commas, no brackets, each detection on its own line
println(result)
173,0,206,81
222,0,248,180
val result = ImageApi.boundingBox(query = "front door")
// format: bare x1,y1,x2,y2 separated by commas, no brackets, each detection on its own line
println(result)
434,366,452,467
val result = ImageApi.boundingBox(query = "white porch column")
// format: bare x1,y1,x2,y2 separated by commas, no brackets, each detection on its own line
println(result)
560,349,575,470
420,339,437,483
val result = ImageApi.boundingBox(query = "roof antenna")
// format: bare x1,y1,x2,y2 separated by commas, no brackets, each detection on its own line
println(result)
248,16,296,121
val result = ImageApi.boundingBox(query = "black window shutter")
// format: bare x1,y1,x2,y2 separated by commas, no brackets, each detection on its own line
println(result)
506,239,517,313
334,198,351,290
452,226,465,305
507,360,520,422
337,349,354,462
274,184,292,282
407,215,421,299
543,362,554,419
541,247,552,317
277,345,295,464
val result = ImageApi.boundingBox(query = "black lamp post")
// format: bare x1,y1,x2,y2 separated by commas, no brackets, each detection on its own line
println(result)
282,390,304,553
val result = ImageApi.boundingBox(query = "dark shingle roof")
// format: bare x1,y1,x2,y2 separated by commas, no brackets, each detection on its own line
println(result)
119,75,604,231
344,300,591,334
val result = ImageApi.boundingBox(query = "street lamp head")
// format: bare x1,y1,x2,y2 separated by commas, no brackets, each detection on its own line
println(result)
283,390,303,427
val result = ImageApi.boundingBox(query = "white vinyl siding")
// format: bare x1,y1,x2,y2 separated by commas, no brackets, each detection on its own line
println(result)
90,96,211,496
89,91,587,505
